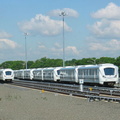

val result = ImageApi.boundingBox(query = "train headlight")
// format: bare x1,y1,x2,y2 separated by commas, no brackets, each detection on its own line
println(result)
103,75,106,78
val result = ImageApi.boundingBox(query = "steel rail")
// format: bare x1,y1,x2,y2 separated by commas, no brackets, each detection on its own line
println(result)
86,95,120,103
12,79,120,97
10,80,99,97
7,79,120,103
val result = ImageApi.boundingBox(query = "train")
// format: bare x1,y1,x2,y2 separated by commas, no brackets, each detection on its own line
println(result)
0,69,14,82
60,64,119,86
14,63,119,86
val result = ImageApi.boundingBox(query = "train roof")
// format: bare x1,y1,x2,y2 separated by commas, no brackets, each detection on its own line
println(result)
0,68,13,71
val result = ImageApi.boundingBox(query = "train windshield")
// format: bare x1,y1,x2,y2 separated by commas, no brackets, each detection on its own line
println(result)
104,68,114,75
57,70,60,75
5,71,12,75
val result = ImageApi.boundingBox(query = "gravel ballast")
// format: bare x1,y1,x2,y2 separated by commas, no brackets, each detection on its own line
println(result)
0,84,120,120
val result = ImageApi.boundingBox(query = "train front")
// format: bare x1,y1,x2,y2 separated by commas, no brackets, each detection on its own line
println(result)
99,64,119,86
3,69,14,82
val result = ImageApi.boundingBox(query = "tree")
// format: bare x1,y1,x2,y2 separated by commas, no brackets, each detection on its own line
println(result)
0,61,25,70
27,61,34,68
66,59,77,66
30,57,63,68
115,56,120,66
97,57,115,64
75,58,97,65
0,56,120,70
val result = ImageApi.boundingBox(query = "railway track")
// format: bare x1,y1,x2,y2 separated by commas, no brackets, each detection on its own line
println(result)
9,79,120,103
10,80,99,97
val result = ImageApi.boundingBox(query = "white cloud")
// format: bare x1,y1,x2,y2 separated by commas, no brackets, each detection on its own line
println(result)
89,39,120,51
88,19,120,38
66,46,80,55
37,42,80,59
91,2,120,19
0,39,18,49
87,2,120,58
18,14,72,36
49,8,79,17
38,43,46,49
108,39,120,50
54,43,61,49
89,42,109,51
86,2,120,59
0,31,12,38
51,45,80,56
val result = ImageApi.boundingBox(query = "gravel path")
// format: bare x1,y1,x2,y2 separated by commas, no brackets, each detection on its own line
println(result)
0,83,120,120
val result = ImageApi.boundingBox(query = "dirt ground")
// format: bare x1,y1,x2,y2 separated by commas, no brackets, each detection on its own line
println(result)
0,84,120,120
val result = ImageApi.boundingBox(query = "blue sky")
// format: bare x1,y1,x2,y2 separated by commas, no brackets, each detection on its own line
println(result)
0,0,120,63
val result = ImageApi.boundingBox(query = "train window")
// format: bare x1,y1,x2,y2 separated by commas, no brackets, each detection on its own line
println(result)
78,70,82,75
85,69,88,75
89,69,91,75
104,68,114,75
91,69,94,75
94,69,97,75
5,71,12,75
57,70,60,75
82,70,84,75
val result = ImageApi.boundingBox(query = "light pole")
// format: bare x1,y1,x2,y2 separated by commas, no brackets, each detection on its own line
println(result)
60,11,67,67
24,32,28,69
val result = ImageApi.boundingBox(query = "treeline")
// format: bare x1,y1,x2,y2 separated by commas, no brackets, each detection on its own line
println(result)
0,56,120,71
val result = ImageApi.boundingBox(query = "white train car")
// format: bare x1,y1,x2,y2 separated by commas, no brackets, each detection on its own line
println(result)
33,68,44,80
17,69,24,79
78,64,119,86
59,64,119,86
60,66,79,83
42,67,62,82
14,70,19,79
24,69,35,80
14,63,119,86
0,69,14,82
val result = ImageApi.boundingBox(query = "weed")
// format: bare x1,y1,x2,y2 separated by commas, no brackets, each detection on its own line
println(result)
41,97,47,101
14,95,21,100
6,95,12,100
5,95,21,101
